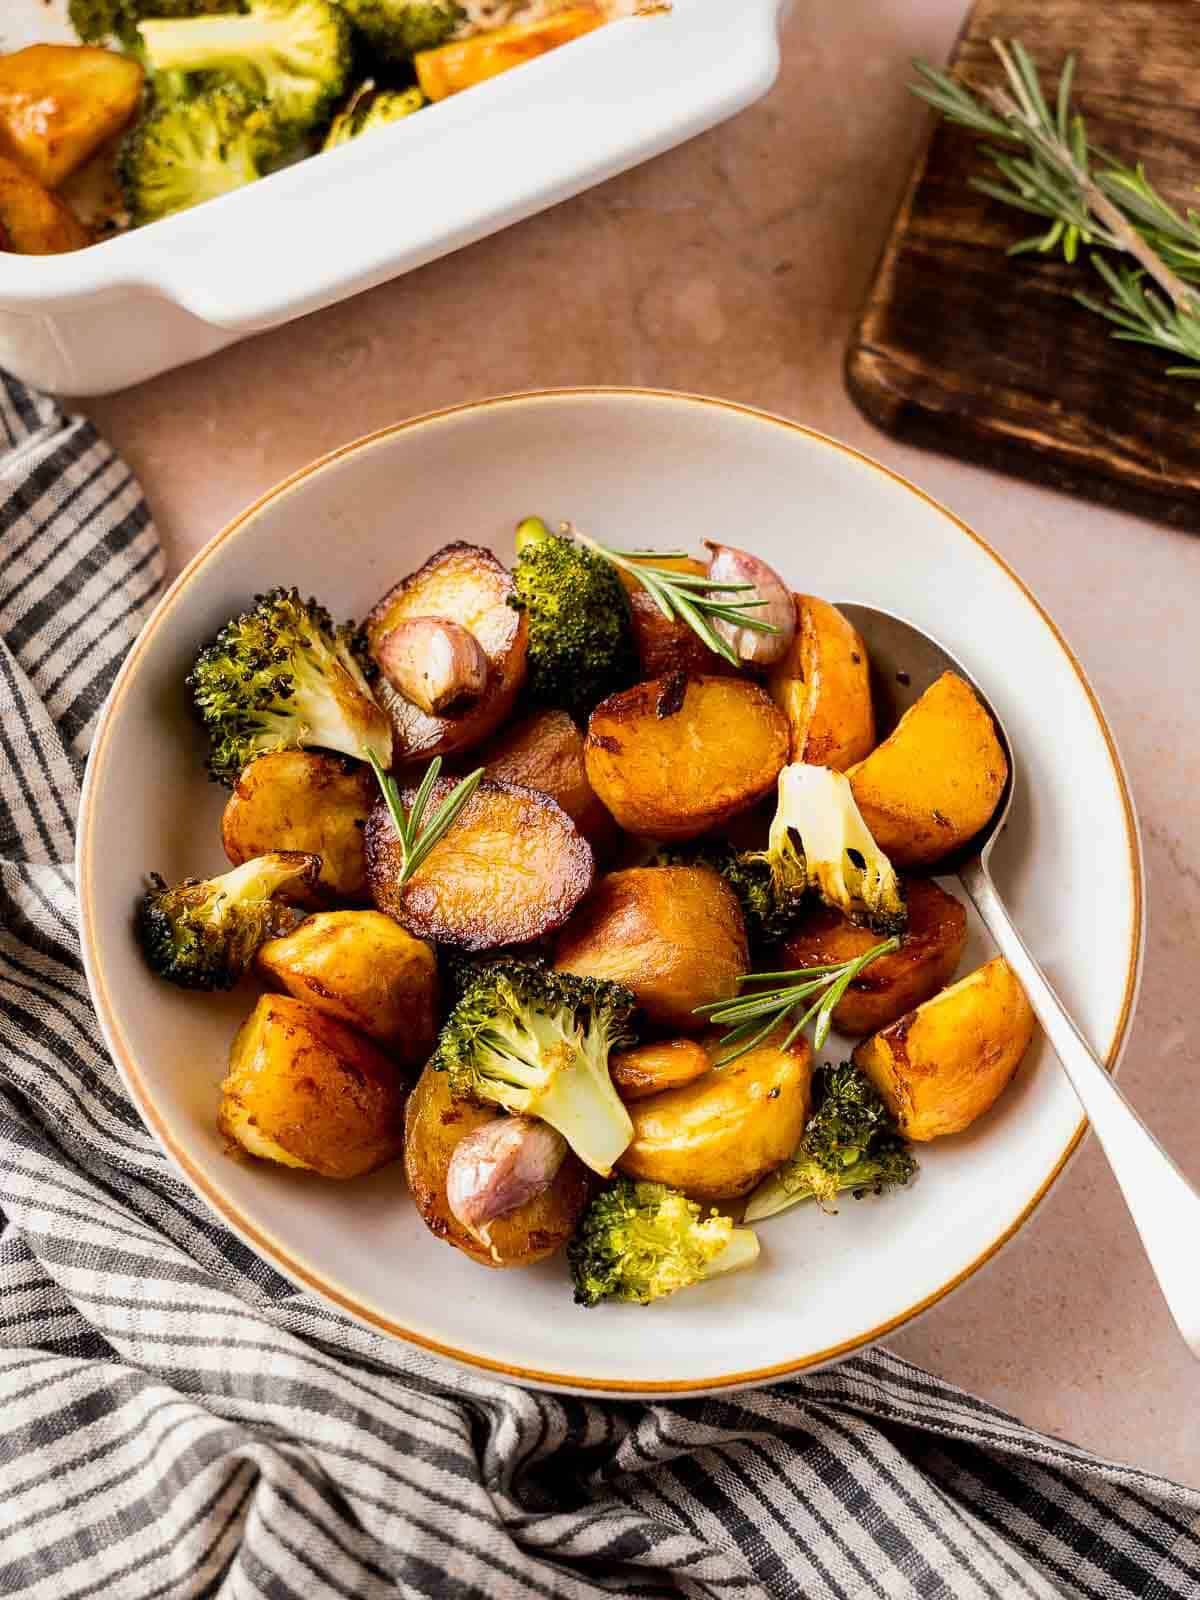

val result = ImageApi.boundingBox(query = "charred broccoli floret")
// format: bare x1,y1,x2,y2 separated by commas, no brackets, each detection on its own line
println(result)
70,0,233,46
433,961,636,1177
569,1178,760,1307
118,85,272,226
187,586,393,785
323,80,425,148
650,841,799,949
756,763,907,936
336,0,462,62
138,852,317,989
510,516,638,723
744,1062,917,1221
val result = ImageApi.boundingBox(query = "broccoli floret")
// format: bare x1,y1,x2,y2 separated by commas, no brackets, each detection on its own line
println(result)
187,586,393,786
650,841,799,949
433,961,636,1177
118,85,273,226
323,80,425,148
70,0,234,46
138,852,317,989
139,0,351,135
569,1178,760,1306
744,1062,917,1221
336,0,462,62
510,516,638,723
755,763,907,936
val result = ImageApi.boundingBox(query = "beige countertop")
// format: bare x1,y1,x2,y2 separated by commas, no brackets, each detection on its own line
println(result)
80,0,1199,1483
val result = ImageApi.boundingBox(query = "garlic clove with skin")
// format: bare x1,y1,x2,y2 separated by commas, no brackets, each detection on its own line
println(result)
446,1116,568,1245
702,541,796,667
376,616,489,716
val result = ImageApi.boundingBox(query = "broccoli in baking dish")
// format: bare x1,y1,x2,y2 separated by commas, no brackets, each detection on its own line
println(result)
323,80,426,148
336,0,463,62
119,85,275,225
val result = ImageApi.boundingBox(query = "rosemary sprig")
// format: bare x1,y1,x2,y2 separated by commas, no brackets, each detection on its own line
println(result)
694,938,901,1066
564,524,779,669
366,751,484,886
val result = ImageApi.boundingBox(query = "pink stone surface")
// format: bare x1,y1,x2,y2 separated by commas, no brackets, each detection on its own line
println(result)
79,1,1200,1484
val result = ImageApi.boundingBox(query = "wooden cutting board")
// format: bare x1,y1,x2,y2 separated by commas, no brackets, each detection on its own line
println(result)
846,0,1200,531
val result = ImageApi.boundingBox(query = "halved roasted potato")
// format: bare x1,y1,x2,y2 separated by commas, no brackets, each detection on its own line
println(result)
776,877,968,1036
609,1038,712,1103
256,910,438,1062
585,675,789,840
847,672,1008,867
852,956,1035,1140
366,777,594,949
477,708,614,852
415,7,606,101
0,45,143,190
366,542,528,762
617,1031,813,1201
554,865,748,1029
221,750,373,902
616,560,733,680
767,595,874,770
0,154,88,253
219,995,407,1178
403,1062,591,1268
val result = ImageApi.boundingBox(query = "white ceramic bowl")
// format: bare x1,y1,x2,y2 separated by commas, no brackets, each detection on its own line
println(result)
78,390,1143,1394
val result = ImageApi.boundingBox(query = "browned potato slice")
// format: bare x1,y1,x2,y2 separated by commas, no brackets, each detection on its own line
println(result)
852,956,1035,1141
221,750,373,902
584,675,789,840
256,911,438,1062
366,777,593,949
847,672,1008,867
477,708,614,852
0,46,143,190
617,1032,813,1201
0,154,88,253
609,1039,711,1102
777,877,968,1036
767,595,874,770
554,866,748,1029
219,995,407,1178
366,543,528,761
616,560,733,680
403,1062,591,1268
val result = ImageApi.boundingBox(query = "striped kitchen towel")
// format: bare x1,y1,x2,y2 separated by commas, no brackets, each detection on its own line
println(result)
0,375,1196,1600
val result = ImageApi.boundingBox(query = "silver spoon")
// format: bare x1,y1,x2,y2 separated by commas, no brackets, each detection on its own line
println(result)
838,602,1200,1360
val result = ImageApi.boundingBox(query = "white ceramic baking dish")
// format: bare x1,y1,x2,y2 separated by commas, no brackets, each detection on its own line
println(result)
1,0,786,395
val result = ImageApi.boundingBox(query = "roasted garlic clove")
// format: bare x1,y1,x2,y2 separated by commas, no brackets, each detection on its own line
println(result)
703,541,796,667
376,616,489,716
446,1115,568,1237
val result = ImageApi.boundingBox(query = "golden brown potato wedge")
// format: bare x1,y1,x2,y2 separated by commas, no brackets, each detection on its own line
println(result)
256,911,438,1062
0,45,143,190
415,7,605,100
852,956,1034,1141
0,154,88,253
609,1038,712,1103
617,1031,813,1201
584,675,789,840
476,708,614,853
554,866,748,1030
776,877,968,1036
219,995,407,1178
767,595,875,770
847,672,1008,867
615,560,734,681
404,1062,591,1268
221,751,373,902
366,777,594,949
366,543,528,762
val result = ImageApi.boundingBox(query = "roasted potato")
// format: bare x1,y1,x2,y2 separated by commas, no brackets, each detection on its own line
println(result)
403,1062,591,1268
0,154,88,254
584,675,789,840
554,866,748,1030
609,1038,712,1103
616,559,733,681
852,956,1035,1140
767,595,874,769
366,543,528,762
256,911,438,1062
477,708,614,853
219,995,407,1178
776,877,968,1036
221,750,373,902
847,672,1008,867
415,7,605,100
0,45,143,190
367,777,594,949
617,1031,813,1201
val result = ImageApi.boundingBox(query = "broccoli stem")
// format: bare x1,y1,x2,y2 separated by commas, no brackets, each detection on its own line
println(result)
520,1050,633,1178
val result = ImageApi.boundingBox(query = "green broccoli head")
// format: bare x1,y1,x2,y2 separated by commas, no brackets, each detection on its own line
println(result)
336,0,463,61
187,585,393,786
649,841,800,950
323,80,426,148
138,852,317,989
510,517,638,723
70,0,233,47
568,1178,760,1306
744,1061,917,1221
433,961,636,1176
118,84,274,227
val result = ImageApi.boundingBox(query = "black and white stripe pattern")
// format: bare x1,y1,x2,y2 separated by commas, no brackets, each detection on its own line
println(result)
0,375,1196,1599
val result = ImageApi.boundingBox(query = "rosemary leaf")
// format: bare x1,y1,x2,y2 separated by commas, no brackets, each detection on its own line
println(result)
367,752,485,887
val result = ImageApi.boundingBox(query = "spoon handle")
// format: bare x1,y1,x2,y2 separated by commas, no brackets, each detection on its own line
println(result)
959,858,1200,1360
